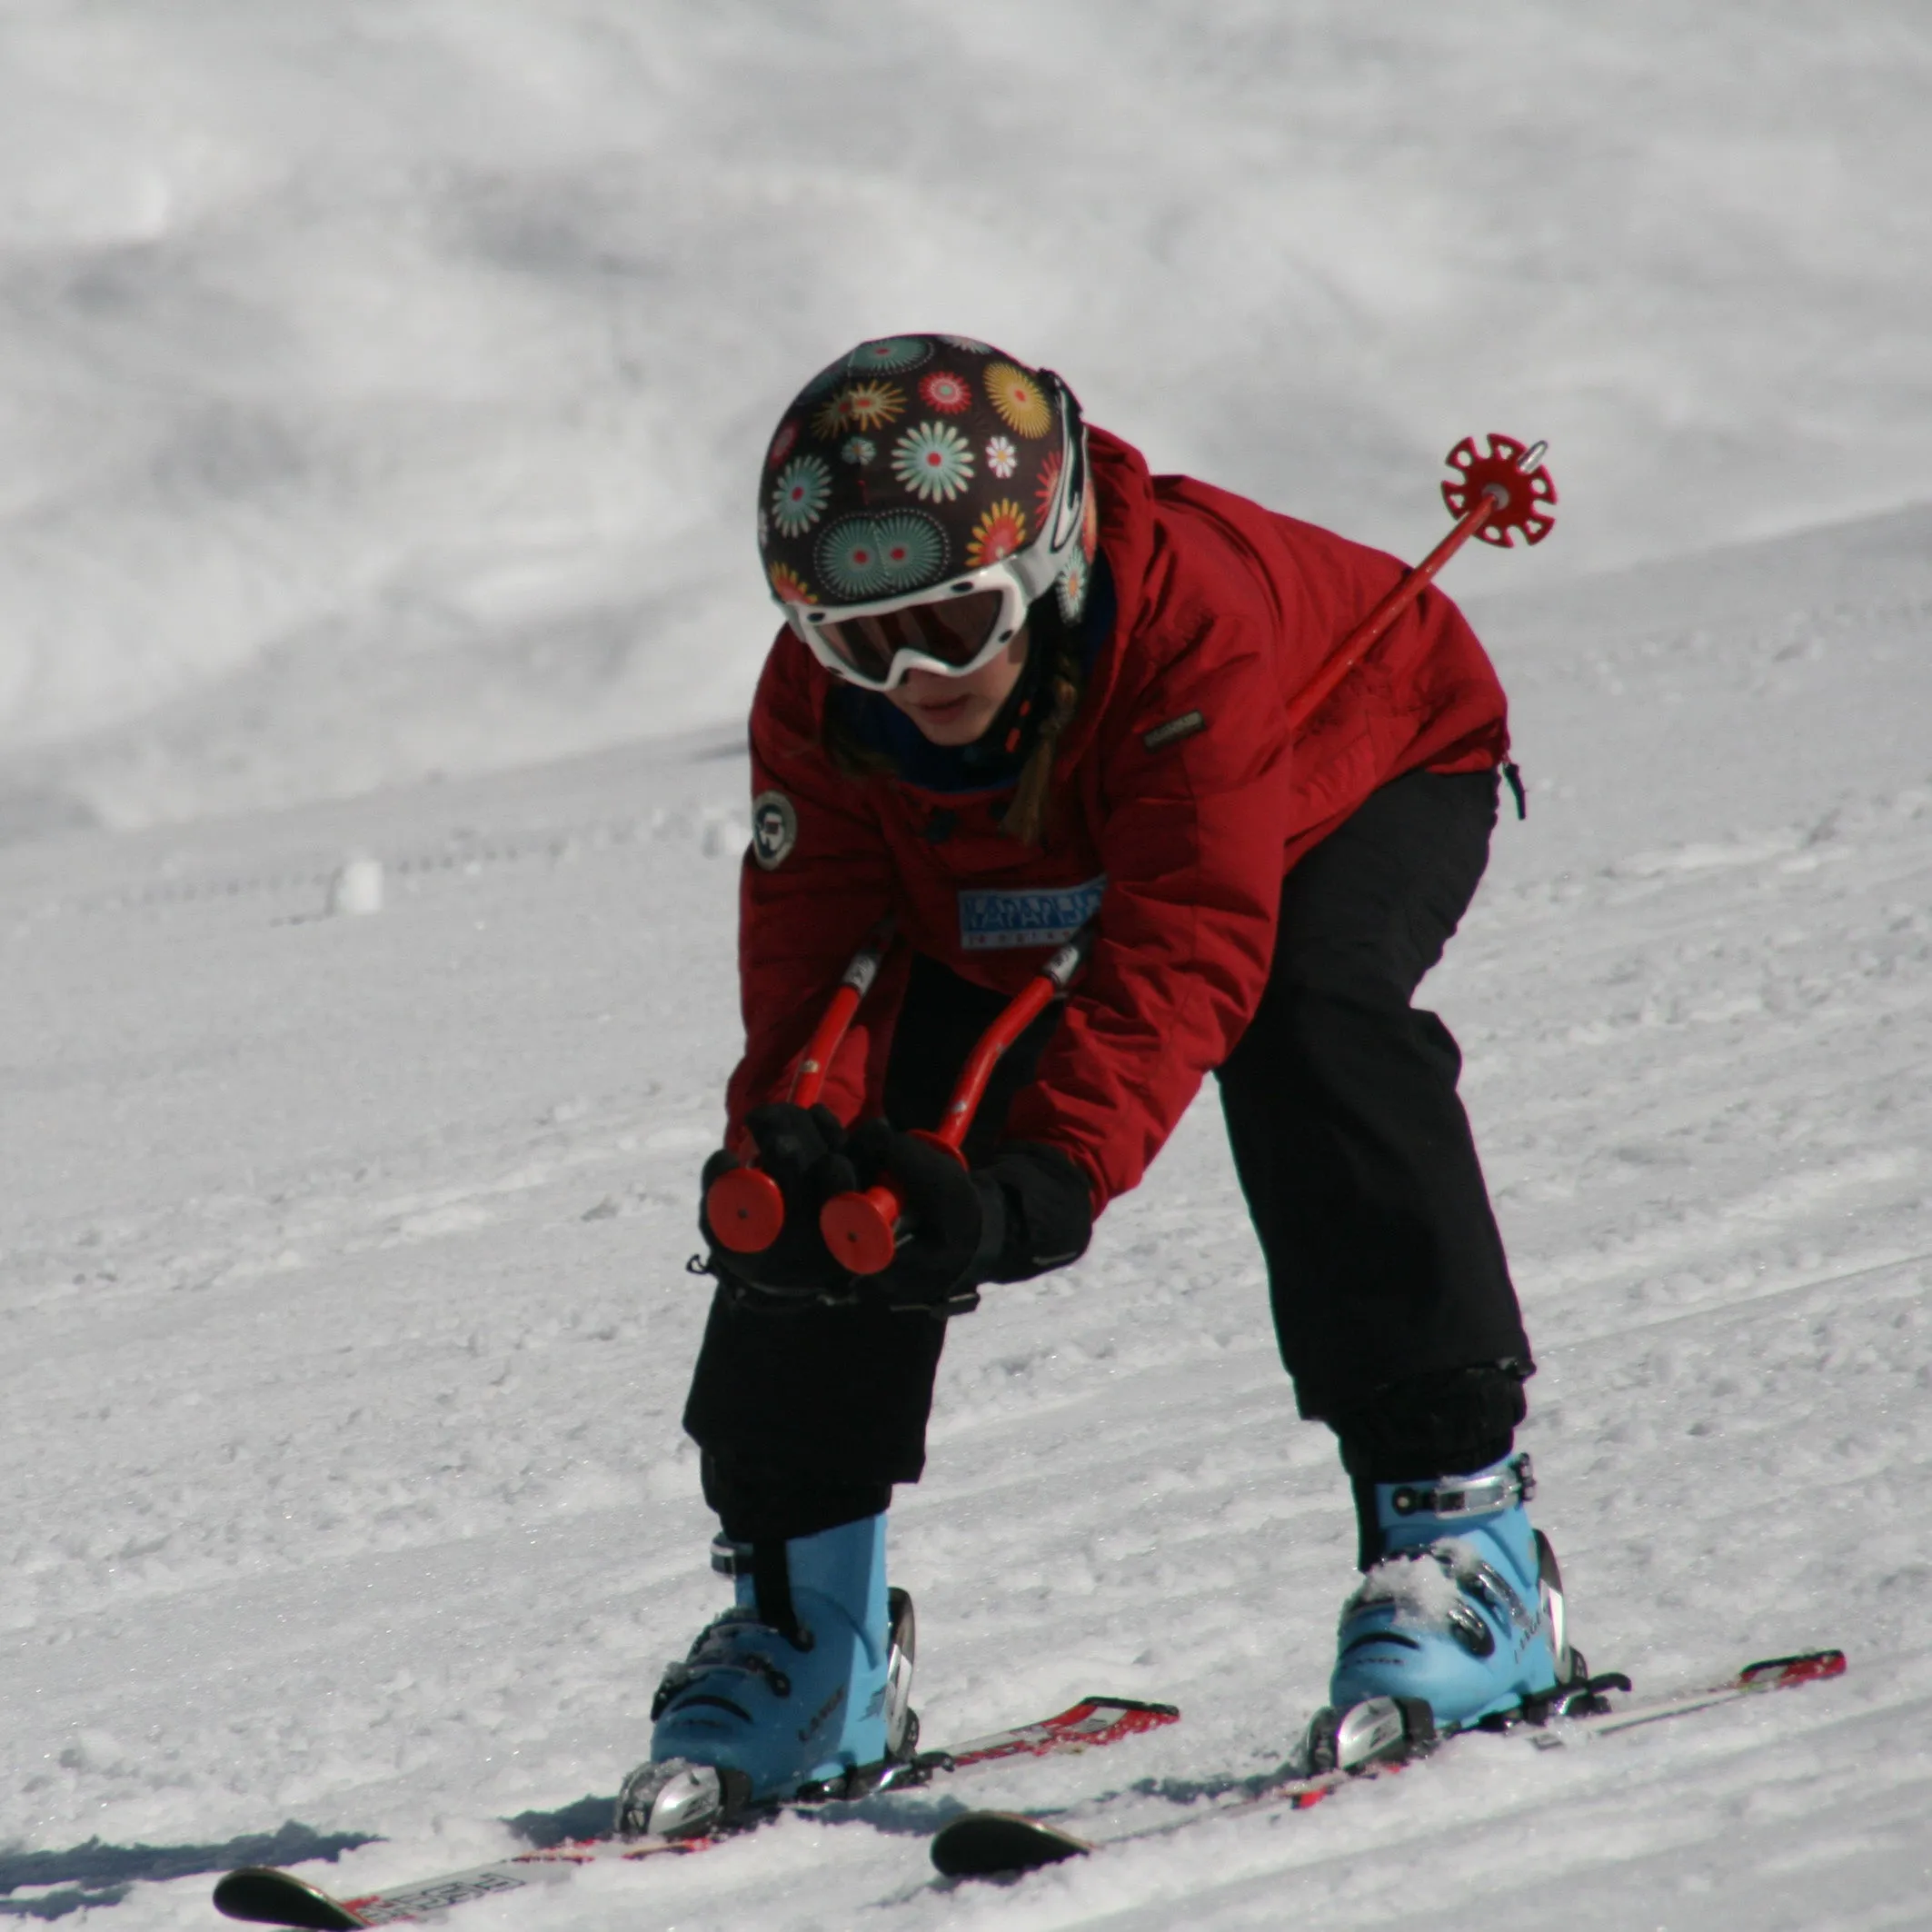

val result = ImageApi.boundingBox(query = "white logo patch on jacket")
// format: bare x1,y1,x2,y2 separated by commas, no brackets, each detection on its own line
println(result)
751,792,798,870
959,874,1105,951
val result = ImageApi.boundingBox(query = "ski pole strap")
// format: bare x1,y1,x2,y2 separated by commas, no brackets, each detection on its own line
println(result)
889,1282,982,1321
1387,1452,1535,1522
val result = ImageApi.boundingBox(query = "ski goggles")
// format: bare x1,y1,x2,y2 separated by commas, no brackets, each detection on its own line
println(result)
783,563,1031,693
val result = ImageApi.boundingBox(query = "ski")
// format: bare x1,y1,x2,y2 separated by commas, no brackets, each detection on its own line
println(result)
931,1648,1845,1879
210,1693,1178,1927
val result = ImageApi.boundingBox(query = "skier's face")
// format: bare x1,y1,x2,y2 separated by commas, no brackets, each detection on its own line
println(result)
884,626,1030,746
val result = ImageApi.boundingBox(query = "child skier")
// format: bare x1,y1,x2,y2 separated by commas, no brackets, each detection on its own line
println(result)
622,334,1574,1838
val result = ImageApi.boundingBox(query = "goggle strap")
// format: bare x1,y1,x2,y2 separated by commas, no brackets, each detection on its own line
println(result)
1040,376,1086,558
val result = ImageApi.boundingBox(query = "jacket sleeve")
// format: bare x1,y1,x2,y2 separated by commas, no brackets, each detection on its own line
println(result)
1001,598,1295,1210
724,634,901,1140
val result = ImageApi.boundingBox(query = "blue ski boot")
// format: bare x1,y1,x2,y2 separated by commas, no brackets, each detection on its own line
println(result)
615,1514,917,1839
1310,1453,1576,1771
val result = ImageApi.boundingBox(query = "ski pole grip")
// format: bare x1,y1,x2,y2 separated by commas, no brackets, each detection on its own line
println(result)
819,1182,904,1277
706,1164,787,1254
819,1130,965,1277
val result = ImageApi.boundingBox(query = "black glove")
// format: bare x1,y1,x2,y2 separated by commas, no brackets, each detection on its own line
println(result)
701,1102,857,1301
844,1121,1093,1313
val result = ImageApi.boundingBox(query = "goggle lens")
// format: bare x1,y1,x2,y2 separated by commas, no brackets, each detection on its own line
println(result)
811,589,1010,684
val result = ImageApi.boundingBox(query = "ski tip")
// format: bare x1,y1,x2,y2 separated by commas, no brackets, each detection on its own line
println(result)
1075,1694,1182,1718
946,1693,1182,1768
213,1867,370,1929
1739,1648,1847,1688
931,1809,1092,1880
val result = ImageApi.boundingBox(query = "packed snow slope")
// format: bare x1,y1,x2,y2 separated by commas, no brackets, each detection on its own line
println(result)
4,493,1931,1928
5,2,1932,832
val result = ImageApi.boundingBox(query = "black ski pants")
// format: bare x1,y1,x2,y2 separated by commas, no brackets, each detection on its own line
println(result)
687,769,1530,1543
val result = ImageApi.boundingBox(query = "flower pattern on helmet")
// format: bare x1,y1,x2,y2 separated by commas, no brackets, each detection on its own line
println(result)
812,381,906,440
771,455,832,537
841,381,906,431
816,510,949,601
966,498,1028,567
1057,550,1090,623
985,362,1052,438
891,421,976,503
811,393,851,441
846,336,931,373
1032,448,1064,529
760,335,1087,622
919,370,971,414
768,561,816,604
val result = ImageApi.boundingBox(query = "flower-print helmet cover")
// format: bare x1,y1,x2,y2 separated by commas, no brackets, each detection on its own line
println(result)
758,334,1099,628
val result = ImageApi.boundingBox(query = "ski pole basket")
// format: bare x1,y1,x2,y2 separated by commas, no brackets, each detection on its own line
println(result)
1283,433,1556,736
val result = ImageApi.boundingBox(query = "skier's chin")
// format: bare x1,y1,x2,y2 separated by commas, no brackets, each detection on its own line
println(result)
884,632,1030,745
894,689,999,745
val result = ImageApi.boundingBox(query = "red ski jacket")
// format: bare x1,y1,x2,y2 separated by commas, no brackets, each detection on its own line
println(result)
726,426,1509,1212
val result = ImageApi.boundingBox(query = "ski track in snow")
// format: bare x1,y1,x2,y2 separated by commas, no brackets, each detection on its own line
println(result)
3,508,1931,1927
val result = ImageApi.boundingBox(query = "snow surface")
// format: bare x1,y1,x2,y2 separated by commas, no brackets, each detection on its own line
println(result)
5,4,1932,1927
5,503,1932,1927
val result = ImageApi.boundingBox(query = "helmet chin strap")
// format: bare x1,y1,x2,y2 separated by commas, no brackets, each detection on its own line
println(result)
981,619,1050,757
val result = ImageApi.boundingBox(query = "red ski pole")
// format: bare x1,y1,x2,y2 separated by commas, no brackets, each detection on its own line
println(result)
1283,433,1556,736
819,926,1096,1278
705,923,895,1255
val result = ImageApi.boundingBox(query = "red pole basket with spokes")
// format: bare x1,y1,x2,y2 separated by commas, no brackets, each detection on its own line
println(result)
1283,433,1556,736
